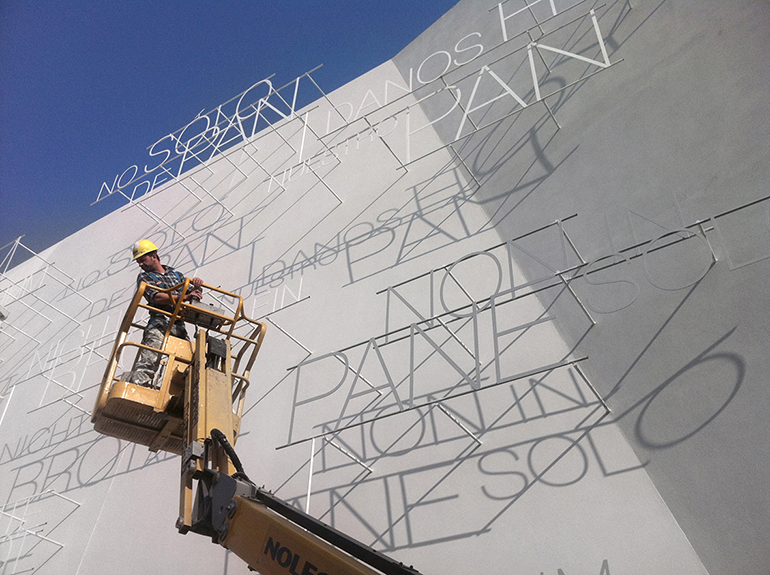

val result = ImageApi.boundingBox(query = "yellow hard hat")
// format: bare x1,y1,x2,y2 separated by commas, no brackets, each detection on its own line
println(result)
132,239,158,261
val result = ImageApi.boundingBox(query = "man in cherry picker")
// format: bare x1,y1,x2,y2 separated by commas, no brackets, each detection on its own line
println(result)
130,239,204,387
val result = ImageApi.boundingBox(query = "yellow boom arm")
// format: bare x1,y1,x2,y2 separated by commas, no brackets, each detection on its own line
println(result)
93,281,423,575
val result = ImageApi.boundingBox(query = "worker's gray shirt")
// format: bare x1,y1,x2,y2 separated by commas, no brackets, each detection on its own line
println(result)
136,265,189,318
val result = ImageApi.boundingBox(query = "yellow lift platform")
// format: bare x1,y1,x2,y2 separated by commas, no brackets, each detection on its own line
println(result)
92,278,422,575
91,278,266,454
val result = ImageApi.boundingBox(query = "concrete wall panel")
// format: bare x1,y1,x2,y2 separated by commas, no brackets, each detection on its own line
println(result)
1,1,768,574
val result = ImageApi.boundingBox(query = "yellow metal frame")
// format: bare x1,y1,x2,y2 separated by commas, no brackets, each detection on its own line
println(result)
91,280,424,575
178,328,240,530
91,280,266,454
222,496,382,575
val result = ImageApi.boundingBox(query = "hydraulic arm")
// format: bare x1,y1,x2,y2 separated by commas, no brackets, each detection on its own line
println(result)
93,280,423,575
180,328,422,575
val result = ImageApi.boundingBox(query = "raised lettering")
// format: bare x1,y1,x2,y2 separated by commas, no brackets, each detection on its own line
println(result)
454,32,484,66
416,50,452,84
455,65,527,140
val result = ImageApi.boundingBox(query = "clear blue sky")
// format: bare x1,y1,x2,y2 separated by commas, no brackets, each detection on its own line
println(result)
0,1,458,262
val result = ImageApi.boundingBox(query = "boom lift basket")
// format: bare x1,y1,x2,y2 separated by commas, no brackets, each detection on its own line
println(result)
91,280,266,454
91,281,423,575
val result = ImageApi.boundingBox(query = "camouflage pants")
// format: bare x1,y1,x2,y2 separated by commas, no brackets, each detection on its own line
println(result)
131,317,188,387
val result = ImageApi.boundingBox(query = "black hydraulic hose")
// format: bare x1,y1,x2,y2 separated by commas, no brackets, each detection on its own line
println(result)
210,432,422,575
210,428,253,484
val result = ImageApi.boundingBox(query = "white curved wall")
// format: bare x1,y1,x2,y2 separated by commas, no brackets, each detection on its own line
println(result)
1,1,768,574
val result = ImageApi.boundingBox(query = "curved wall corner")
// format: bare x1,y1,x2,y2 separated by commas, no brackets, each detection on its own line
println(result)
1,1,768,574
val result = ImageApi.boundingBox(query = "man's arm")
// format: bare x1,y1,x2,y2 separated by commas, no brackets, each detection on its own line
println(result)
138,273,161,307
186,277,203,301
151,276,204,306
138,270,204,308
